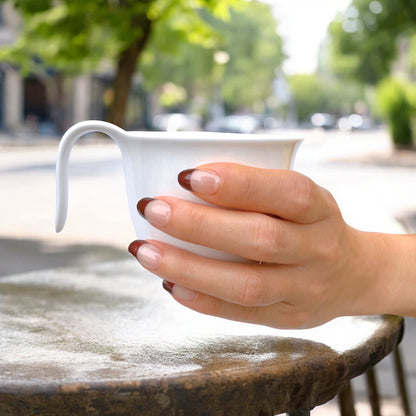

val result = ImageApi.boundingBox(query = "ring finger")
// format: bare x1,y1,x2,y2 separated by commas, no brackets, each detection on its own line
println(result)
129,239,298,307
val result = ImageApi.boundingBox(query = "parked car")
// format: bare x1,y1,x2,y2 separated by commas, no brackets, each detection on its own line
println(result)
152,113,202,131
205,114,262,134
311,113,336,130
337,114,373,131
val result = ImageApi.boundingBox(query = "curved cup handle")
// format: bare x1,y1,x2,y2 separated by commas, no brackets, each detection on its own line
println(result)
55,120,126,233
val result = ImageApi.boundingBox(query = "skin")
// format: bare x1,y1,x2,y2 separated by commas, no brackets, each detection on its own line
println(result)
129,163,416,329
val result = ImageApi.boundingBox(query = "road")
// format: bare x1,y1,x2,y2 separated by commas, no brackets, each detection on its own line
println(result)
1,127,416,414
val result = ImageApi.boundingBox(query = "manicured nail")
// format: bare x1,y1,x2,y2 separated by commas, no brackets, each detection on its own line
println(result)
163,281,196,301
178,169,220,195
128,240,146,257
136,242,162,269
137,198,171,227
162,280,174,294
137,198,153,218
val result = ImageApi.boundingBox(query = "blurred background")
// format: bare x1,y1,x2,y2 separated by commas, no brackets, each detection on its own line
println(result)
1,0,416,414
1,0,415,138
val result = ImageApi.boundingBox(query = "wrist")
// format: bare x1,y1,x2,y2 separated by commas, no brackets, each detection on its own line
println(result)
350,230,416,317
379,233,416,317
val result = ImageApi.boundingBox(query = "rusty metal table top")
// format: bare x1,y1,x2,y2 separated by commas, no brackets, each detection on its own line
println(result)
0,260,403,416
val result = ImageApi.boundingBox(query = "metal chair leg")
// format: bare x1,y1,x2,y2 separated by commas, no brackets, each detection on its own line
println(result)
335,345,411,416
393,345,413,416
338,381,356,416
365,366,382,416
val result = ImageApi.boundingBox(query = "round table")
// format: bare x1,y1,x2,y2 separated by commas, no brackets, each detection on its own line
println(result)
0,260,404,416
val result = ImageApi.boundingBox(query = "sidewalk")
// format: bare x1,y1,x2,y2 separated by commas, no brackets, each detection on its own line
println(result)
0,137,133,276
1,127,415,415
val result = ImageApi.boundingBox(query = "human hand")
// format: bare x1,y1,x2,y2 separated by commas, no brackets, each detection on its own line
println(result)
128,163,405,329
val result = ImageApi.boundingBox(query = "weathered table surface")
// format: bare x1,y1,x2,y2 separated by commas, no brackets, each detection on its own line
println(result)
0,260,403,416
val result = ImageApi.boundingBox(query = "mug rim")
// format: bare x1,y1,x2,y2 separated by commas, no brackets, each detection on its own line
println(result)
126,130,303,143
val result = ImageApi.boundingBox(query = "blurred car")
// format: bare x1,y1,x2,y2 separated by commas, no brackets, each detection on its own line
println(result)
259,115,282,130
337,114,373,131
152,113,202,131
311,113,336,130
205,114,262,134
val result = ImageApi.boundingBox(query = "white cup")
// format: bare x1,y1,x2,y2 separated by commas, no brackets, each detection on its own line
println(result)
56,120,302,261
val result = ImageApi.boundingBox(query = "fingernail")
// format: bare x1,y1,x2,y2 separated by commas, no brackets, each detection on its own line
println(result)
137,198,171,227
163,281,196,301
137,242,162,269
137,198,153,218
162,280,174,294
128,240,146,257
162,280,196,302
178,169,220,195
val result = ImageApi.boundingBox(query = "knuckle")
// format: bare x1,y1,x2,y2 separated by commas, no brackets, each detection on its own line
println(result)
186,204,206,235
248,217,283,259
291,173,340,222
323,190,341,216
240,172,256,201
179,258,198,286
290,174,316,218
235,267,265,306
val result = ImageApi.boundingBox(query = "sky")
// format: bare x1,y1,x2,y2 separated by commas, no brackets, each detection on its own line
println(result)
264,0,352,74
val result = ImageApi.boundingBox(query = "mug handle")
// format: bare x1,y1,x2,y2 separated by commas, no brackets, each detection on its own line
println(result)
55,120,126,233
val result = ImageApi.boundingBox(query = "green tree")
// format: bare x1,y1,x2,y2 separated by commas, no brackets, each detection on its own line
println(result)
140,15,218,113
216,1,284,112
328,0,416,84
289,75,325,122
140,1,284,115
0,0,241,128
328,0,416,146
376,78,416,146
408,34,416,77
288,74,365,123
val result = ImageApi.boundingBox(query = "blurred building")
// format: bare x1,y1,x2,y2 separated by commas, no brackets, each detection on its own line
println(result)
0,3,20,131
0,3,103,134
0,3,146,136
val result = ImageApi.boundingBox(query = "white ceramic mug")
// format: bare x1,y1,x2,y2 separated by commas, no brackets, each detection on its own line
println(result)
56,120,302,261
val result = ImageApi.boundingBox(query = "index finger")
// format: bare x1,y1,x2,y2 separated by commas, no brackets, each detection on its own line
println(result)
178,163,337,224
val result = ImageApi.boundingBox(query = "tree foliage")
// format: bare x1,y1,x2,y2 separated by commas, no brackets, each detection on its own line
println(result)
328,0,416,84
216,1,284,111
136,1,284,115
288,74,365,122
0,0,242,128
376,78,416,146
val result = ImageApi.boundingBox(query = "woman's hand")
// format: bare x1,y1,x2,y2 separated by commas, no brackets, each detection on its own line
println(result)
128,163,415,329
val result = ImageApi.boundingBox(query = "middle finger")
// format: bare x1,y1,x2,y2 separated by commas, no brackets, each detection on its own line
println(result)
137,196,309,264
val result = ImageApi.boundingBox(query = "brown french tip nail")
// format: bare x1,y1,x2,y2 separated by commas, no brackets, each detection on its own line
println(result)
128,240,146,257
177,169,195,191
162,280,174,294
137,197,154,218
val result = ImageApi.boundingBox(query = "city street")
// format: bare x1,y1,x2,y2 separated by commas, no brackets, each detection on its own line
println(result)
1,127,416,414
